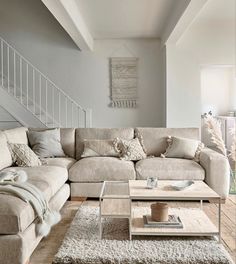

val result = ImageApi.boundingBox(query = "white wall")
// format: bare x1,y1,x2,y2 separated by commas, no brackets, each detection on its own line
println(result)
166,0,235,128
0,106,21,129
64,39,165,128
0,0,165,128
166,44,201,127
201,66,236,116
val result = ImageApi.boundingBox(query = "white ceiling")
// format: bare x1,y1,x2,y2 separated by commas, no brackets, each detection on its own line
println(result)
75,0,189,39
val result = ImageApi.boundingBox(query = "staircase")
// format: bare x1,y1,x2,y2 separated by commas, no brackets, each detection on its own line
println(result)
0,36,92,128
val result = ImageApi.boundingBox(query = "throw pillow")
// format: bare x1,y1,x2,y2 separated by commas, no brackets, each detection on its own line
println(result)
114,137,147,161
8,143,41,167
161,136,204,161
81,139,119,158
27,129,65,158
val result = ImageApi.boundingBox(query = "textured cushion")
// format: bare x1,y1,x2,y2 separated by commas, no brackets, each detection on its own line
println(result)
69,157,136,182
29,128,75,158
41,157,76,169
135,157,205,180
114,137,146,161
27,128,65,158
162,136,202,160
135,128,199,156
4,127,28,144
75,128,134,159
8,143,41,167
81,139,118,158
0,166,68,234
0,131,13,170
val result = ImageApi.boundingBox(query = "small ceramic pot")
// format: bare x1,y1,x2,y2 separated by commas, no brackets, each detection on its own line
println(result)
151,202,169,222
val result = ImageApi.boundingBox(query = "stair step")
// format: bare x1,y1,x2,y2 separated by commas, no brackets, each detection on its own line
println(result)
47,123,56,128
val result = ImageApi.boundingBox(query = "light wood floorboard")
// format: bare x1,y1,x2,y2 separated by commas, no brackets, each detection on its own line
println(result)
30,197,236,264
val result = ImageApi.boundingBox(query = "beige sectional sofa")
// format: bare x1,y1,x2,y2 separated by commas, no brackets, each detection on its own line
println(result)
0,126,230,264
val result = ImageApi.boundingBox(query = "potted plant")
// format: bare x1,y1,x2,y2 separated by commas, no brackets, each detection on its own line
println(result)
203,113,236,194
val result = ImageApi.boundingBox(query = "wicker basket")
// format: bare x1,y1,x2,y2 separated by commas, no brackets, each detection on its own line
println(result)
151,202,169,222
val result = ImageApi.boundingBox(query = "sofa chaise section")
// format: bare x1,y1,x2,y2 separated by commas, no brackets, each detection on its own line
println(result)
0,184,69,264
0,127,73,264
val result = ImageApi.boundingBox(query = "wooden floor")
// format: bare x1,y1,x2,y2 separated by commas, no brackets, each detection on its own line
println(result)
30,197,236,264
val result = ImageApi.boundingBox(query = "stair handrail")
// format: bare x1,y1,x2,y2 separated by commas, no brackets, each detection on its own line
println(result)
0,36,92,127
0,36,85,112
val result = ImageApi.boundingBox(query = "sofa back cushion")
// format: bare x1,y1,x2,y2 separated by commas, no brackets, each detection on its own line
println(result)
4,127,28,144
28,128,75,158
60,128,76,158
0,131,13,170
75,128,134,159
135,127,200,156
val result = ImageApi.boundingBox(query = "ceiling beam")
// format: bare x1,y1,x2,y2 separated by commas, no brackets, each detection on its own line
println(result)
41,0,94,51
162,0,209,46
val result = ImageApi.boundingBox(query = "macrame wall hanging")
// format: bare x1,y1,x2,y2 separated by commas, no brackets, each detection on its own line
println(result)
110,57,138,108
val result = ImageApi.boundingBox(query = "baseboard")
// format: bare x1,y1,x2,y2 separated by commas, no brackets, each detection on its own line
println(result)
70,196,87,202
209,198,226,204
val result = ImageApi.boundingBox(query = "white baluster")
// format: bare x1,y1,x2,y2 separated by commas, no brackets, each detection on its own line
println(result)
7,46,9,93
65,96,68,127
33,69,35,114
59,92,61,127
84,110,87,128
13,51,16,97
1,40,3,87
71,102,73,127
52,85,54,127
45,80,48,125
20,58,22,104
26,63,28,109
39,75,42,121
77,107,80,127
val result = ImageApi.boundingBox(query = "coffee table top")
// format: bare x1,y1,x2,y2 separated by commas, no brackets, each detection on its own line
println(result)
129,180,220,200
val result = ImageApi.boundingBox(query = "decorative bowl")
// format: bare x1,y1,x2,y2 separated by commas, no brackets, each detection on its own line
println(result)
170,180,194,191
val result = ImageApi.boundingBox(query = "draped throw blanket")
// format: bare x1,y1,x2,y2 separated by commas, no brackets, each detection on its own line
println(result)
0,170,61,237
110,57,138,108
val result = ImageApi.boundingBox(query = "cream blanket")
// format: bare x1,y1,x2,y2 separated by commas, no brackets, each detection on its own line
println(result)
0,170,61,237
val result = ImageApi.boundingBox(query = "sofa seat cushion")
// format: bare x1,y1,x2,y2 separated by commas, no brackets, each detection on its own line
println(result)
41,157,76,170
0,166,68,235
135,158,205,180
69,157,136,182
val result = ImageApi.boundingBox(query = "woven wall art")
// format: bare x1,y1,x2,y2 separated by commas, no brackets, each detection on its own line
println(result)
110,57,138,108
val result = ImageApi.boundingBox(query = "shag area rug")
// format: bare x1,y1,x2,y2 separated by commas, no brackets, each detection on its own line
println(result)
53,206,233,264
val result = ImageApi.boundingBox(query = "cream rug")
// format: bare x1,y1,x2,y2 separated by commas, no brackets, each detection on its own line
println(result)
53,206,233,264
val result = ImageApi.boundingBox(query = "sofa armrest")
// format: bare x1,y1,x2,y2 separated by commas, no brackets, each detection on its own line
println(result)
200,148,230,199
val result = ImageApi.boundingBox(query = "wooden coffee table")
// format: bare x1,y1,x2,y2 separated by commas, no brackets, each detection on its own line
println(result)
99,180,221,242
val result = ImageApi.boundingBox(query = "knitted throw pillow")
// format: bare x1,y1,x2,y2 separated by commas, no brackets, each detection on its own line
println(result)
8,143,41,167
114,137,147,161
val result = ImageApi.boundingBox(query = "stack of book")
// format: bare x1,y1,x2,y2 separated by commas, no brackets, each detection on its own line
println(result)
143,215,183,228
